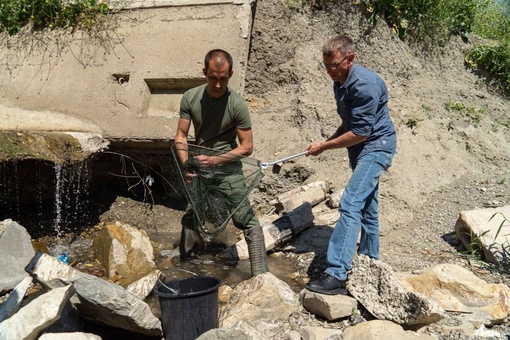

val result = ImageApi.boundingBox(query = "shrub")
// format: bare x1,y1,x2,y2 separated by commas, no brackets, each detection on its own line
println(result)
0,0,109,35
472,0,510,41
359,0,478,42
466,41,510,93
352,0,509,94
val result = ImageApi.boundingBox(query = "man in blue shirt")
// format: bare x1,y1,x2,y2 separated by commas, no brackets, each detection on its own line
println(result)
305,35,397,295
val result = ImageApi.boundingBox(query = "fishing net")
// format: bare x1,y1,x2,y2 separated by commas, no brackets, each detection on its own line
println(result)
171,143,265,242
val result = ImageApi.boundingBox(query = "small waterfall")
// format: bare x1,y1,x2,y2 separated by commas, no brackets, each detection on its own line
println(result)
0,157,93,242
53,160,91,239
54,163,64,238
35,162,44,222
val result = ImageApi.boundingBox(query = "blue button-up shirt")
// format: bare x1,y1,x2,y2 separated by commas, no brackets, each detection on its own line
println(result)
333,64,397,163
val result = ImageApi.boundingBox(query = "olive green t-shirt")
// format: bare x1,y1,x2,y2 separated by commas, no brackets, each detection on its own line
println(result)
179,84,252,151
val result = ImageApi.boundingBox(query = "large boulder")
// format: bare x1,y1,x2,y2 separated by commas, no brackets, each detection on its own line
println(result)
347,255,446,326
92,221,157,287
0,219,35,294
220,272,300,328
398,263,510,326
0,285,75,340
25,252,162,336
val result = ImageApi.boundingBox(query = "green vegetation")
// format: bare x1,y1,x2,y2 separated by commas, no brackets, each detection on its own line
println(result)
457,212,510,268
0,0,109,35
353,0,510,94
444,99,486,124
283,0,306,11
303,0,510,95
472,0,510,41
493,117,510,130
421,103,432,113
421,103,434,119
0,131,84,163
489,212,510,240
466,41,510,93
457,228,486,260
468,0,510,93
359,0,477,42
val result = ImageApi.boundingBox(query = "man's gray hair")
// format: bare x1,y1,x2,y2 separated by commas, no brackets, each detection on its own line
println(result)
322,35,355,57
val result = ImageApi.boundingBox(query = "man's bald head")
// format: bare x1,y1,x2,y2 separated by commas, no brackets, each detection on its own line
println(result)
204,49,233,74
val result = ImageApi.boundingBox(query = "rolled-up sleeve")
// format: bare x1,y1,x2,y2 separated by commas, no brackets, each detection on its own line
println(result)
349,80,379,137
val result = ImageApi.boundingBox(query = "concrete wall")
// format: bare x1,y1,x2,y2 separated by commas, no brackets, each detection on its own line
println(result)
0,0,254,142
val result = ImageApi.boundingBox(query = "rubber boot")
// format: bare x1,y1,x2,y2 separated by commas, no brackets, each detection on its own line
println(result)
179,225,201,259
244,226,269,276
179,213,204,259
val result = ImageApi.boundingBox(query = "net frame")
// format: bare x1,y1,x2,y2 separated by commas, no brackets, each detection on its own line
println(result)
171,143,264,241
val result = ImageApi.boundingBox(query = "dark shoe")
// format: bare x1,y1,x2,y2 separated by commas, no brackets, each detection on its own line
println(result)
306,273,348,295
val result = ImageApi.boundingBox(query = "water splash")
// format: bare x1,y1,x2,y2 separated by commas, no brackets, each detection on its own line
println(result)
53,160,91,239
54,163,64,238
35,162,44,222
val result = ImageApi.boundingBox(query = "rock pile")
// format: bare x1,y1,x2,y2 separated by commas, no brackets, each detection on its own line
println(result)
1,202,510,339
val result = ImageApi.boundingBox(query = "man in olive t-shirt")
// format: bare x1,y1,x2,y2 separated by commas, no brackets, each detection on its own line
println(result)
174,49,268,277
179,82,252,151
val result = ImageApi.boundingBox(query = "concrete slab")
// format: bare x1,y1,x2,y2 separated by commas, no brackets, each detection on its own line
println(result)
0,1,254,140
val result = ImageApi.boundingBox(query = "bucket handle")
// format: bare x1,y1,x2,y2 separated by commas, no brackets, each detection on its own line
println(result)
157,278,178,294
157,268,201,294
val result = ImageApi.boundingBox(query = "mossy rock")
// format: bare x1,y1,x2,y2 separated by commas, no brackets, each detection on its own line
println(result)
0,131,88,163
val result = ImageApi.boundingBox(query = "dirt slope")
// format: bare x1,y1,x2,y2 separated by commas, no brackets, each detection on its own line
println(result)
245,0,510,275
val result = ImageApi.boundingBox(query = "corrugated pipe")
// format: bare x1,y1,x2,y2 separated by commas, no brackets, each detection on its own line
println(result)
244,226,269,276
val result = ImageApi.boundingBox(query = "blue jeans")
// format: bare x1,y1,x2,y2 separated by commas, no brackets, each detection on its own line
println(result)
325,151,394,281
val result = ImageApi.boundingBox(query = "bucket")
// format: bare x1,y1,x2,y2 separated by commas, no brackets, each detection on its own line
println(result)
155,276,221,340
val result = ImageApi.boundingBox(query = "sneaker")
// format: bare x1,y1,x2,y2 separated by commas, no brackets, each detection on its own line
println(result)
306,273,348,295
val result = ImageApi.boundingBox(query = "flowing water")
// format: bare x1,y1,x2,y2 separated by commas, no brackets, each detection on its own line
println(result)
52,161,91,237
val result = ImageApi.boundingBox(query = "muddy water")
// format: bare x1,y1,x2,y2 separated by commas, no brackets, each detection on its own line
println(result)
149,255,304,318
42,232,304,321
42,220,305,303
145,230,305,318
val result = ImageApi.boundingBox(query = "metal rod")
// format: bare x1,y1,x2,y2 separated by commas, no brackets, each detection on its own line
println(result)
260,151,307,170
